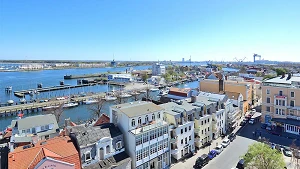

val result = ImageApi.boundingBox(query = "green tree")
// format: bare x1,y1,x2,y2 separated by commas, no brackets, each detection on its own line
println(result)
263,74,276,80
142,74,148,82
275,68,286,76
162,73,172,82
242,142,286,169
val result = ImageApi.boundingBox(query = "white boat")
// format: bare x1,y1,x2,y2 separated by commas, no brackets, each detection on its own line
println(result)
158,90,168,96
139,90,146,93
119,93,132,98
150,88,159,92
56,97,66,100
83,98,98,104
19,98,26,103
42,105,59,111
63,102,79,108
130,91,140,95
105,95,117,101
7,100,14,104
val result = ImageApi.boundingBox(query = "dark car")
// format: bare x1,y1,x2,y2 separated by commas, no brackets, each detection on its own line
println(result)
228,133,236,142
261,123,267,129
208,150,217,159
270,130,281,136
194,154,210,168
240,121,247,126
236,159,245,169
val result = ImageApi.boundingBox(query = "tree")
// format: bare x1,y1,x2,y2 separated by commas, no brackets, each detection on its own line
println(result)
263,74,276,80
242,142,286,169
43,103,64,123
142,74,148,82
88,96,106,118
275,68,286,76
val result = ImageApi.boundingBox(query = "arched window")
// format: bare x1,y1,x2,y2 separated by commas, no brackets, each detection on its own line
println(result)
132,119,135,127
138,117,142,125
145,115,149,122
158,113,161,119
152,114,155,121
106,145,110,154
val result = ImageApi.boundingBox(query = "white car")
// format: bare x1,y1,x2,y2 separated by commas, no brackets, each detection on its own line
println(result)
249,119,255,124
214,145,223,154
221,139,230,148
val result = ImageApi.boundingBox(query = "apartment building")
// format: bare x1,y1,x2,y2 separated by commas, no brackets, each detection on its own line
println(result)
200,77,254,113
152,63,166,76
160,102,195,161
110,101,170,169
9,114,60,151
262,74,300,135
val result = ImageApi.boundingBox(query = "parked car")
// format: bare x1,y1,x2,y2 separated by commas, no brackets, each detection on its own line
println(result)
266,126,272,131
283,147,292,157
214,145,223,154
261,123,267,129
236,159,245,169
248,119,255,124
208,150,217,159
228,133,236,142
240,121,247,126
275,144,282,152
271,143,276,149
221,139,231,148
194,154,210,168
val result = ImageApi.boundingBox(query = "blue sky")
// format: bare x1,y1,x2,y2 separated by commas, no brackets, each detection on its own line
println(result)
0,0,299,61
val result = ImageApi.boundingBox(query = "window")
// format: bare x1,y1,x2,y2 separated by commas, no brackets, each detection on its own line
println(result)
131,119,135,127
189,136,191,141
181,139,183,144
116,141,122,150
290,100,295,107
282,100,285,106
267,97,271,103
276,100,278,105
85,152,91,162
208,118,210,122
201,121,203,125
279,91,283,96
204,120,206,124
181,129,183,134
158,141,163,151
136,135,142,145
185,127,187,132
45,125,49,130
138,117,142,125
266,89,270,94
291,91,295,97
142,147,149,158
208,127,210,131
145,115,148,122
136,149,142,161
185,138,187,144
202,130,203,134
152,114,155,121
143,133,149,143
158,113,160,119
266,106,270,112
26,129,30,133
189,126,191,131
45,135,49,140
150,143,157,154
163,139,168,148
106,145,110,154
32,127,36,134
41,126,45,131
22,130,25,133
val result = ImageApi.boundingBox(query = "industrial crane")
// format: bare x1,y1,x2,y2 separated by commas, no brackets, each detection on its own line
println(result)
234,57,247,63
253,53,261,62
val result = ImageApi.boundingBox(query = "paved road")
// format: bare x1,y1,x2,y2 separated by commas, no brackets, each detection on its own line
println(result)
203,136,255,169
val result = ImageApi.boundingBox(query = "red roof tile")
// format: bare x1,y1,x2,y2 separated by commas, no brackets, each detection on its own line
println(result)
9,136,81,169
94,114,110,126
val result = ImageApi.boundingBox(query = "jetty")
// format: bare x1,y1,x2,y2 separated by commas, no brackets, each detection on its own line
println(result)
64,74,102,79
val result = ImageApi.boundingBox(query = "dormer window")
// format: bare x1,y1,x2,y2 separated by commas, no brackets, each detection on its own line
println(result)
158,113,160,119
85,151,91,162
132,119,136,127
145,115,149,122
152,114,155,121
116,141,122,150
138,117,142,125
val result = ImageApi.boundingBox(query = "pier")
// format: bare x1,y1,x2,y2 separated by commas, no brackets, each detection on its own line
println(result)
64,74,102,79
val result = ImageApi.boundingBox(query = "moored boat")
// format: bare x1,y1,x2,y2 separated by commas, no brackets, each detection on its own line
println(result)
63,102,79,108
83,98,98,104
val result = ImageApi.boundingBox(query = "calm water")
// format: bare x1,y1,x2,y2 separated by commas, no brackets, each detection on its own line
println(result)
0,65,199,130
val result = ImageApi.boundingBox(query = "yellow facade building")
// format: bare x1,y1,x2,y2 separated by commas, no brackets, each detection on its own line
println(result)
261,74,300,135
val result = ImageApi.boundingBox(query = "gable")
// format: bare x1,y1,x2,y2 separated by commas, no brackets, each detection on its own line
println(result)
34,157,75,169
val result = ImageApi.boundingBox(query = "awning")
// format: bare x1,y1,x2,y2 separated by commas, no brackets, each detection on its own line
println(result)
271,118,300,126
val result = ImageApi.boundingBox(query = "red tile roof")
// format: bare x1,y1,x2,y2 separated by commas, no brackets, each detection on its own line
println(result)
9,136,81,169
168,88,191,97
94,114,110,126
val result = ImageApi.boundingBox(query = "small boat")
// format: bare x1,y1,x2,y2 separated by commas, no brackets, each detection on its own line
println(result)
80,92,86,97
19,98,26,104
158,90,168,96
7,100,14,104
150,88,159,92
83,98,98,104
105,95,117,101
130,91,140,95
63,102,79,108
119,93,132,98
42,105,59,111
139,90,146,93
56,97,66,100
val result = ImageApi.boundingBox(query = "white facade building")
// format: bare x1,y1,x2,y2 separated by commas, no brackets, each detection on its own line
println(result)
152,63,166,76
108,74,133,83
160,102,195,161
110,101,171,169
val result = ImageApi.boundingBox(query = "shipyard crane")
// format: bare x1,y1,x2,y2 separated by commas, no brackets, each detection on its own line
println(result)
234,57,247,63
253,53,261,62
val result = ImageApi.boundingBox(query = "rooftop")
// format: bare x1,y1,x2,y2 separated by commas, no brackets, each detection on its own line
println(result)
93,114,110,126
68,123,122,147
9,136,81,169
11,114,58,130
224,91,241,100
111,101,164,118
263,74,300,85
197,92,227,102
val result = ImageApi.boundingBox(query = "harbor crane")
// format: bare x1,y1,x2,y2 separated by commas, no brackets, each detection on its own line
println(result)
234,57,247,63
253,53,261,62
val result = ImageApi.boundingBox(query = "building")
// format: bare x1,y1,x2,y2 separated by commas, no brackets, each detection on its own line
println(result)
182,58,185,62
152,63,166,76
261,73,300,135
107,74,133,83
166,88,198,100
200,78,254,113
64,121,131,169
160,102,195,161
9,114,60,151
8,136,81,169
110,101,170,169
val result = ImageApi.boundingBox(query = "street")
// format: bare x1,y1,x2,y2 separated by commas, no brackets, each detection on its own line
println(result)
171,118,299,169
